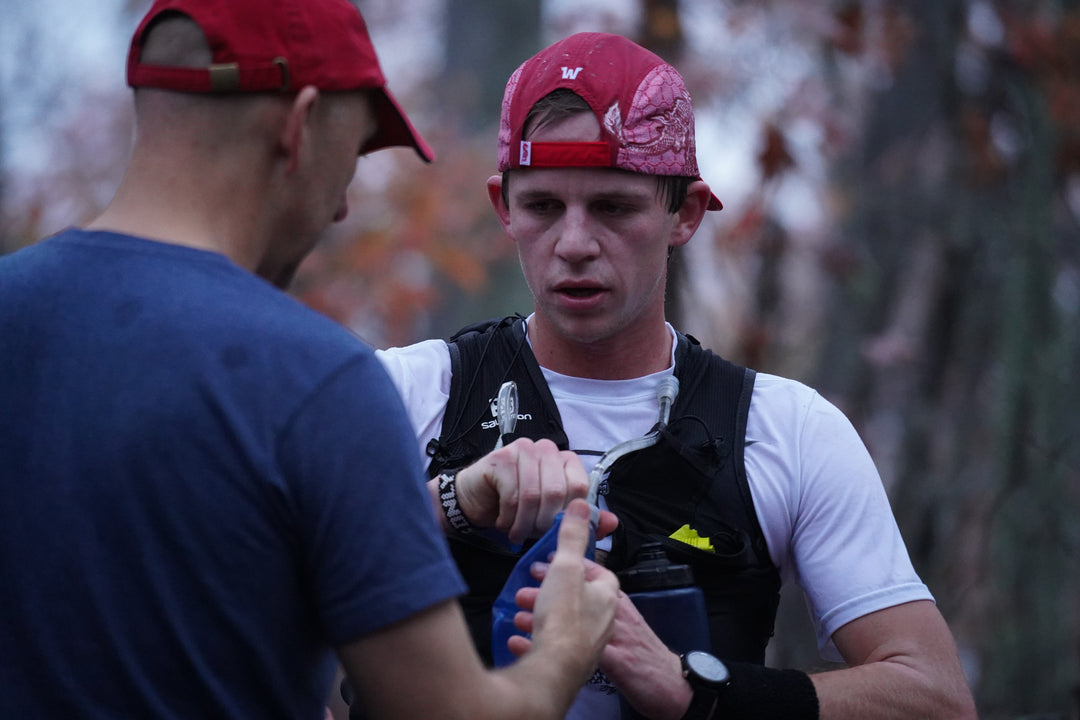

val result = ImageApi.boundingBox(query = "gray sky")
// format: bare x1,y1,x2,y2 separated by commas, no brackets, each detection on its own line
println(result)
1,0,129,174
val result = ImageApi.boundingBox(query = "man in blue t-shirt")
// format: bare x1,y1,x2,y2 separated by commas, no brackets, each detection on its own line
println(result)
0,1,619,718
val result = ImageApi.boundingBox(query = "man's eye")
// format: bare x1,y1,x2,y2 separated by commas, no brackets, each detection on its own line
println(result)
523,199,559,213
596,201,630,216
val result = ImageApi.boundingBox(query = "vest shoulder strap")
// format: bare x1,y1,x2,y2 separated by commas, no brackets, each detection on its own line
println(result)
669,332,767,561
426,315,567,477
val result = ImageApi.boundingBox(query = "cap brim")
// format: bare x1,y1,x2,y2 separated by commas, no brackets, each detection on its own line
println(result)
362,87,435,163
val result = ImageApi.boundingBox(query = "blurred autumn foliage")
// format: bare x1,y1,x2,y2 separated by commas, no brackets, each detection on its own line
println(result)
2,0,1080,717
289,138,515,348
680,4,1080,718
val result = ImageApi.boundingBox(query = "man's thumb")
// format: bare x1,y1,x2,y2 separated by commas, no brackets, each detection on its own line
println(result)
554,498,592,560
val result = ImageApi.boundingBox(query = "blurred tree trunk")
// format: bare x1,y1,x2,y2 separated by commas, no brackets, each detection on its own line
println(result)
640,0,684,60
665,1,1079,715
441,0,543,131
422,0,543,336
814,0,1080,715
640,0,693,326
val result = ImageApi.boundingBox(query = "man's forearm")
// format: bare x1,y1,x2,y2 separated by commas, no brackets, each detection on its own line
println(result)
811,659,976,720
608,600,976,720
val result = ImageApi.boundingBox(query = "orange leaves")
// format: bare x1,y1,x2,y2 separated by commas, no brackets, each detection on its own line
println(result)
830,2,915,75
831,3,865,56
290,139,511,346
722,197,768,251
757,123,794,181
1002,8,1080,175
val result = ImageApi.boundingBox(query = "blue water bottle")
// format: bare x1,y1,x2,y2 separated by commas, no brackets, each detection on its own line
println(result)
490,510,596,667
616,542,711,719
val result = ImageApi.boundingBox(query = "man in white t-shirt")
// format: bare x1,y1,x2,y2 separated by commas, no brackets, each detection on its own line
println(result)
377,32,976,720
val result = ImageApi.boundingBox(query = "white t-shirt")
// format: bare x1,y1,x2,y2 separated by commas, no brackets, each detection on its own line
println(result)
376,323,931,718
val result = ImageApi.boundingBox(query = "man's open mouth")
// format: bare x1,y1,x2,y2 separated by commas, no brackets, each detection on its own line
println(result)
559,287,601,298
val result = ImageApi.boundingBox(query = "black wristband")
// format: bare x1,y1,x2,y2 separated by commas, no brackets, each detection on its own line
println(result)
715,663,819,720
437,470,473,534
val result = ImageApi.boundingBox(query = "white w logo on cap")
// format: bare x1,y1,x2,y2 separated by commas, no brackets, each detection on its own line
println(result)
560,66,583,80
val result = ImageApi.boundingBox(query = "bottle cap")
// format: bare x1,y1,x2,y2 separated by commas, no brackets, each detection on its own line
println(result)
617,542,696,592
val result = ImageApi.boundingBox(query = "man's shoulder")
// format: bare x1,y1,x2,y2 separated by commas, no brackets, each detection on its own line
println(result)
745,371,859,447
750,371,816,395
375,339,452,395
667,336,825,421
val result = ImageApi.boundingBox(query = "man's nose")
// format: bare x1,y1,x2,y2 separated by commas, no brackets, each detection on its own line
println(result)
553,208,599,261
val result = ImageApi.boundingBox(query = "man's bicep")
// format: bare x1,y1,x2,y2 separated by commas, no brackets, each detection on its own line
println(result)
830,599,958,667
820,600,977,719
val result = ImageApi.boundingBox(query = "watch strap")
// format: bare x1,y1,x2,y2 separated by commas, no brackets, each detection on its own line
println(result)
679,686,720,720
679,652,727,720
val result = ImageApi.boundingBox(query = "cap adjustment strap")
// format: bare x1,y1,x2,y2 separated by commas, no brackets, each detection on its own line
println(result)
518,140,611,168
131,58,292,93
208,63,241,92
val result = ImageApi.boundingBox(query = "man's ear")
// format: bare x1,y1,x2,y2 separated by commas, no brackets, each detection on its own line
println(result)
486,174,512,233
280,86,320,175
670,180,712,249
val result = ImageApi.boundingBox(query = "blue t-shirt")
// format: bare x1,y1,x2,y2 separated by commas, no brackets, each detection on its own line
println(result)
0,230,466,719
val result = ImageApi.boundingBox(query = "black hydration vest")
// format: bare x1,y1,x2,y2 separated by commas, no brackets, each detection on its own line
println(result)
426,316,781,665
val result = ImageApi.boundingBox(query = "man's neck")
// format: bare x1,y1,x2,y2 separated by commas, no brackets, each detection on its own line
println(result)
526,315,674,380
87,159,268,274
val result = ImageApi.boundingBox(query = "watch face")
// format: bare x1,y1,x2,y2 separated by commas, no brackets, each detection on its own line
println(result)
686,651,730,685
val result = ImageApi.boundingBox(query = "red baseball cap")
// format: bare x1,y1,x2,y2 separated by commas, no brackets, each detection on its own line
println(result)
497,32,721,211
127,0,434,162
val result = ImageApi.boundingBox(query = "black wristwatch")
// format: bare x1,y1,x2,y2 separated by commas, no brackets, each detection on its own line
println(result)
678,651,731,720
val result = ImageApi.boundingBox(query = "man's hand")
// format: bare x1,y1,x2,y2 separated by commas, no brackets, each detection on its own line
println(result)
449,438,590,544
511,548,691,720
507,499,620,678
597,592,692,720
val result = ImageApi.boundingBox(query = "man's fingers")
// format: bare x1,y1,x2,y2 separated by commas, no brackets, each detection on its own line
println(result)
559,450,590,502
553,498,593,561
528,561,550,582
507,634,532,657
531,448,572,534
529,557,609,584
513,609,536,635
454,439,597,544
515,586,541,611
492,440,528,536
503,440,589,543
595,509,619,539
505,440,541,542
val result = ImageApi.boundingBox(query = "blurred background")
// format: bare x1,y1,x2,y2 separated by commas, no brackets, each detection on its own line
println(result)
2,0,1078,716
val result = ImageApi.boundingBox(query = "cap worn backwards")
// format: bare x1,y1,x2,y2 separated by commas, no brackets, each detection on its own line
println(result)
497,32,721,211
126,0,434,162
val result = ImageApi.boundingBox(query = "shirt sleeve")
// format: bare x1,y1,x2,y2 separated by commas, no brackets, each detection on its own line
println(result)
745,374,933,660
278,351,466,645
376,340,453,461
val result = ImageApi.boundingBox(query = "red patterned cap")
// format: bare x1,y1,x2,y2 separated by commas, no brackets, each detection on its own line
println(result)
497,32,721,210
127,0,433,162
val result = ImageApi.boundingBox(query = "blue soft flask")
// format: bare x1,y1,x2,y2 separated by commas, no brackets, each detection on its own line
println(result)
490,510,597,667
